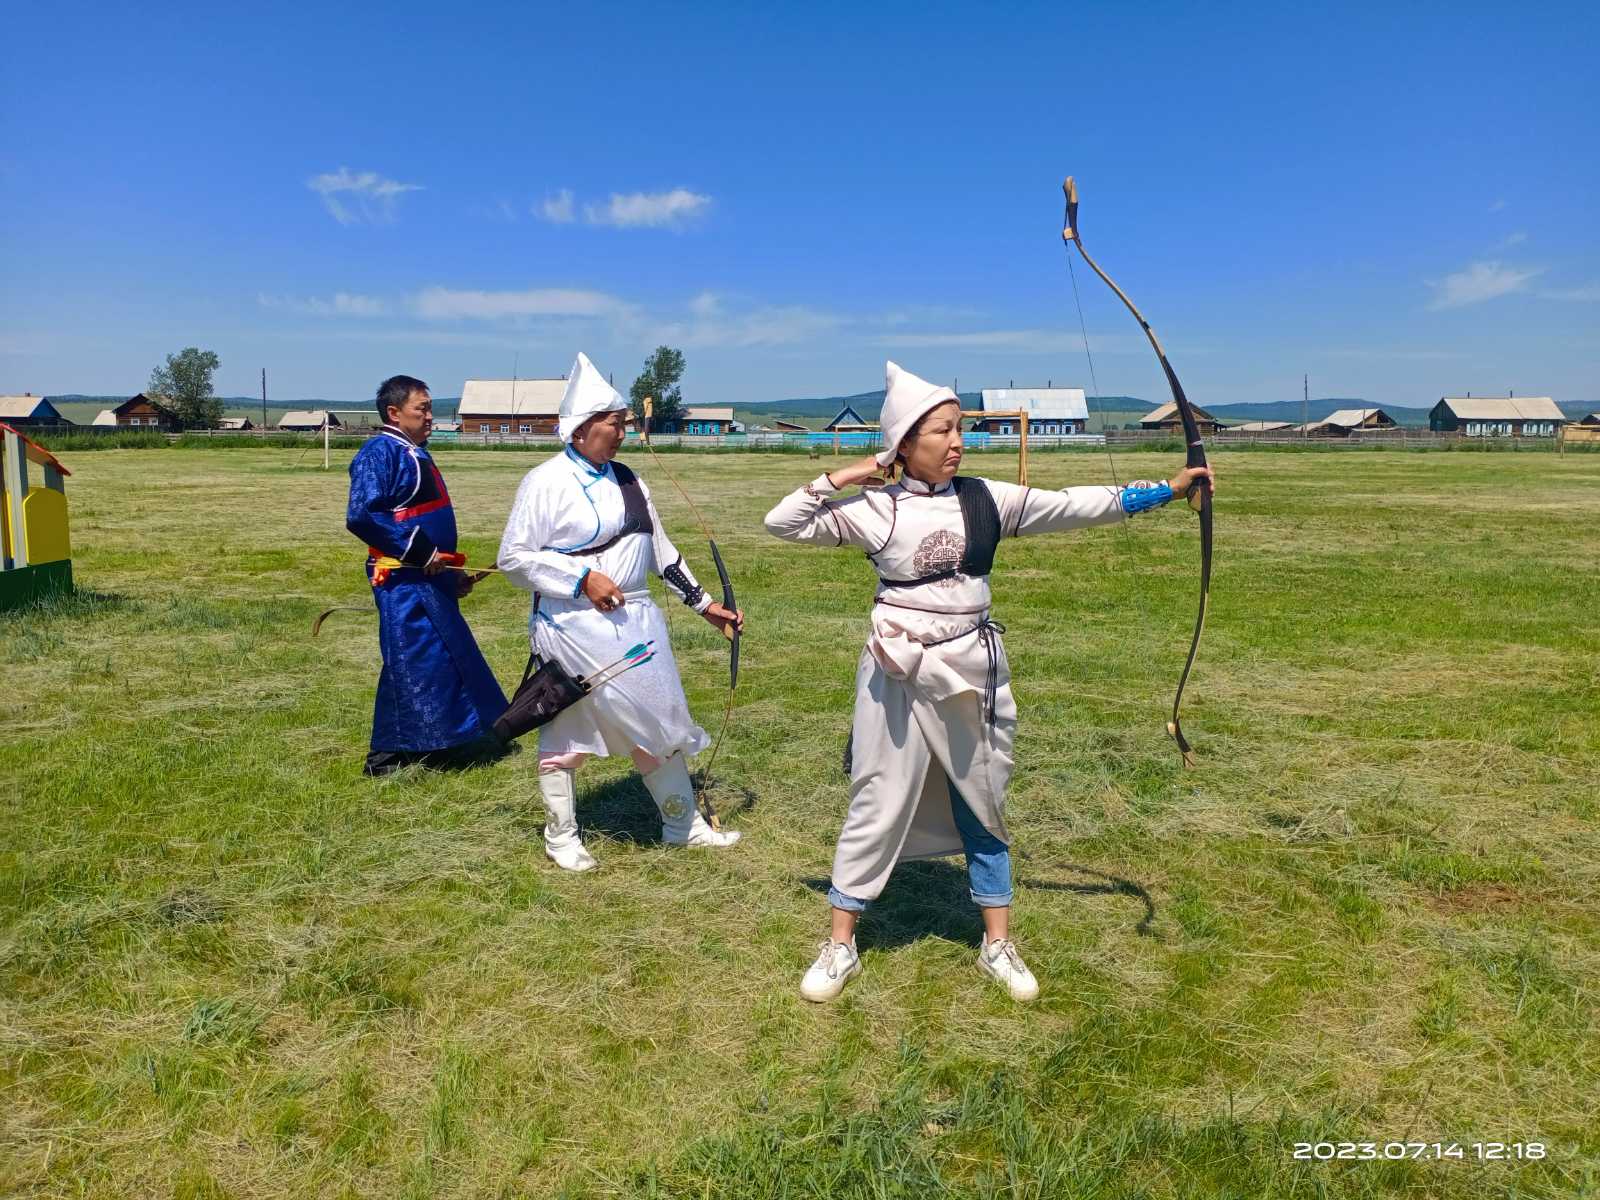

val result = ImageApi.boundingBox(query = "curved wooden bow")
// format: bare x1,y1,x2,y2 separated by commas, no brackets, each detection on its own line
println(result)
1061,176,1213,768
638,396,739,826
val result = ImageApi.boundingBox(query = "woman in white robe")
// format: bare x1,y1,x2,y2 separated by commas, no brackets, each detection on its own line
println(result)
498,353,743,871
764,361,1213,1002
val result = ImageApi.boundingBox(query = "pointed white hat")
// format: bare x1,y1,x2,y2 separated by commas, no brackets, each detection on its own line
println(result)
557,351,628,443
876,360,959,466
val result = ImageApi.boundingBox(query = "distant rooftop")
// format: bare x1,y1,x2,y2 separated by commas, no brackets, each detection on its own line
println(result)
980,388,1087,420
460,378,566,417
1436,396,1562,421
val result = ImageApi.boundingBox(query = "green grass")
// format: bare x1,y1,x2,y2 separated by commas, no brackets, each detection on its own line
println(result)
2,446,1598,1198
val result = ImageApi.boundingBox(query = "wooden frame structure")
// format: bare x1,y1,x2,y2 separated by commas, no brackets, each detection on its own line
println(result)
962,409,1030,485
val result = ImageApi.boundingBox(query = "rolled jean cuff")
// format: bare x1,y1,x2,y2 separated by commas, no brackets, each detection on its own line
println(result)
970,888,1013,909
827,885,869,913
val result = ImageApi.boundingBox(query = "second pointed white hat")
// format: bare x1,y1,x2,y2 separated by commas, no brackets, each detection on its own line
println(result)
875,360,959,467
557,351,628,443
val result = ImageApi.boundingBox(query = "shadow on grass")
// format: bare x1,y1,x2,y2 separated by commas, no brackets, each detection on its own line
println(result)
574,768,759,846
796,858,1161,949
582,772,666,846
7,587,135,619
1016,861,1160,937
801,861,986,951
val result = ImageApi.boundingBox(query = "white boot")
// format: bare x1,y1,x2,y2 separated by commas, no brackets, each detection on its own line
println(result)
538,769,597,872
977,936,1040,1002
641,754,741,848
800,938,861,1002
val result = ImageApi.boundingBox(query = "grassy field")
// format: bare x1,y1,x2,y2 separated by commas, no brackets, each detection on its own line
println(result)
2,445,1597,1198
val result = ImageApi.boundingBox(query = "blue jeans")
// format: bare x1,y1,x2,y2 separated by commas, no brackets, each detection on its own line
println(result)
829,780,1013,912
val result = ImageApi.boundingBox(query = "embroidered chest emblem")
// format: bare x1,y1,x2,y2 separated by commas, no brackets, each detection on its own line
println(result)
912,529,965,586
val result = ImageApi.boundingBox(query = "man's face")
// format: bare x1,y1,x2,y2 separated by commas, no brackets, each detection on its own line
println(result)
573,410,626,464
387,390,433,444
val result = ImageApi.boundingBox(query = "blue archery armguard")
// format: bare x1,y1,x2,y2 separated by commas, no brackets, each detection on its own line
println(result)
1119,479,1174,516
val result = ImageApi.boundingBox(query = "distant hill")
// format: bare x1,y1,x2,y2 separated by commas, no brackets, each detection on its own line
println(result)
743,391,1147,423
44,395,466,424
744,391,1595,431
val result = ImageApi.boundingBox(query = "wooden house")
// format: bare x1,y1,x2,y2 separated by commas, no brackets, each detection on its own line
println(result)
1429,396,1563,437
824,404,876,432
1139,400,1225,435
114,394,180,430
458,378,566,435
661,406,736,435
973,388,1087,435
278,410,340,432
0,395,70,428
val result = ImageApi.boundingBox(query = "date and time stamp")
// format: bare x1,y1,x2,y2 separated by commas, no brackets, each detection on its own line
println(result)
1292,1141,1547,1162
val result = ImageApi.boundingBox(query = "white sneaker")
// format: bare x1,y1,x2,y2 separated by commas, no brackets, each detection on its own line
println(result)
800,938,861,1003
539,769,597,873
977,937,1040,1002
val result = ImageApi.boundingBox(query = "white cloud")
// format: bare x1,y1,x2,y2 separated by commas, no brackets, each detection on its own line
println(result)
410,286,629,321
653,304,843,349
1426,260,1544,310
1503,230,1528,246
258,291,387,317
306,167,423,225
1489,198,1508,212
584,188,712,229
538,189,576,223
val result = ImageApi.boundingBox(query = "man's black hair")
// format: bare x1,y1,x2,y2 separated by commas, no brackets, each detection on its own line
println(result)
377,375,429,422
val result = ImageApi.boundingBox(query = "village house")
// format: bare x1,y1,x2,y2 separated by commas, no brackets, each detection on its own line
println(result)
972,387,1087,435
458,379,566,435
1429,396,1564,437
1139,400,1226,435
218,416,255,431
1293,407,1400,437
659,406,736,435
824,403,876,432
113,394,180,430
0,396,70,428
278,410,340,432
1324,407,1398,432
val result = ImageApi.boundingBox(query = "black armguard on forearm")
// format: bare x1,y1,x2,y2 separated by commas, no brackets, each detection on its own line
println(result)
662,557,705,608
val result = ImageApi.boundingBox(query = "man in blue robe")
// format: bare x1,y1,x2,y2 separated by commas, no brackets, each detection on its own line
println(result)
345,375,508,775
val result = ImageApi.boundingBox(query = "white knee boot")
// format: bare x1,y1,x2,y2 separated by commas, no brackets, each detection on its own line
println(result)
538,769,597,872
642,754,741,848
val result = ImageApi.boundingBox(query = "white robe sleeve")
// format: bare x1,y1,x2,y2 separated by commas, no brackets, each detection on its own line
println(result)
642,482,714,613
496,471,592,598
989,479,1128,538
763,474,880,549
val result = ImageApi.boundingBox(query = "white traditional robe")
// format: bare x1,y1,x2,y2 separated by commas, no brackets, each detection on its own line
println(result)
498,447,714,761
764,472,1129,900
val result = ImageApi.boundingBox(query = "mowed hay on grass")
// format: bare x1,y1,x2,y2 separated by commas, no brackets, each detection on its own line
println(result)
2,446,1597,1199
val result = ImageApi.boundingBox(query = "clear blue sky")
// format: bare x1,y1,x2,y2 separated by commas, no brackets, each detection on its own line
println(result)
3,1,1596,408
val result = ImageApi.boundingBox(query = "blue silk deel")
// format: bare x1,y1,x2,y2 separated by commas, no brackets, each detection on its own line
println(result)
346,428,508,752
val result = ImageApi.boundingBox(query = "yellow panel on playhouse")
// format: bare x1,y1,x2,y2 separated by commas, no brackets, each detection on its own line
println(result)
1,422,74,610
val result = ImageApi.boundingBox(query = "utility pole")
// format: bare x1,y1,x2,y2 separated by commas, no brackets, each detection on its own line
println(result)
1302,373,1309,438
261,368,268,434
